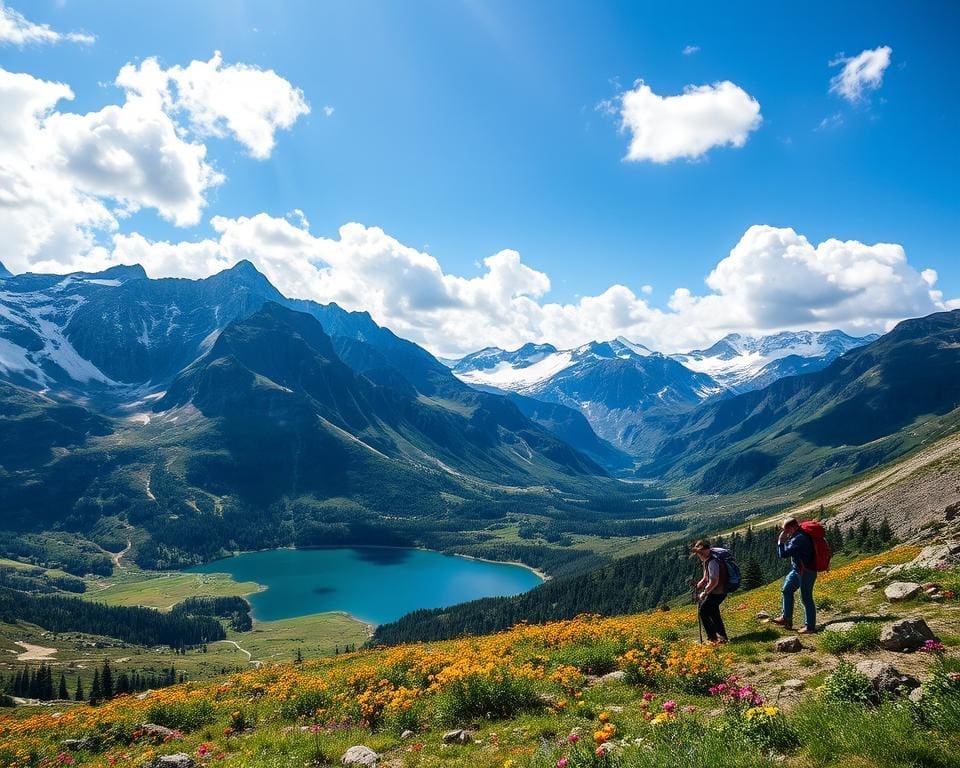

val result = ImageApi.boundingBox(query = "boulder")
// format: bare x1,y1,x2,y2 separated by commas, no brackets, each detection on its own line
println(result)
781,679,805,691
442,729,473,744
139,723,178,741
905,542,960,570
879,617,939,652
854,660,920,695
141,755,194,768
341,745,379,766
60,739,91,751
775,637,803,653
884,582,922,601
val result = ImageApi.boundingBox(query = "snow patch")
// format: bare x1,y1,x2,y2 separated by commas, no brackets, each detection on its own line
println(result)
456,351,575,390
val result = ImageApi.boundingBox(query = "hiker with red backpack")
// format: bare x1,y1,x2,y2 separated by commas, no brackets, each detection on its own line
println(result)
772,517,831,634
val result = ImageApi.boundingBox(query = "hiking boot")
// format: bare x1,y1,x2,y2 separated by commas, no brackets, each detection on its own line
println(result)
798,627,816,635
770,616,793,629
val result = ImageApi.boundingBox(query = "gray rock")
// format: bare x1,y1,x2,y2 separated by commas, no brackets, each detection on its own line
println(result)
857,584,876,594
139,723,177,740
775,636,803,653
61,739,91,751
341,745,379,766
141,755,194,768
601,670,626,682
781,679,805,690
879,617,939,652
400,730,415,739
884,581,922,601
854,660,920,695
442,729,472,744
905,542,960,570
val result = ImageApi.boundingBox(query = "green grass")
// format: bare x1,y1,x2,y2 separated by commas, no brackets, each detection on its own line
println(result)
818,622,882,654
85,570,261,609
226,612,370,663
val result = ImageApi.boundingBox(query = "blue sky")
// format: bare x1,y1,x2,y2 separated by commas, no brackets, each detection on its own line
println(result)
0,1,957,354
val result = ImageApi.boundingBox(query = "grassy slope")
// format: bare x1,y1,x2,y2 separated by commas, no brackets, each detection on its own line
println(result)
2,542,958,768
86,571,261,609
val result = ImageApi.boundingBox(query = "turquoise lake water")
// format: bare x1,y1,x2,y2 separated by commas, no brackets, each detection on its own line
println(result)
185,547,543,625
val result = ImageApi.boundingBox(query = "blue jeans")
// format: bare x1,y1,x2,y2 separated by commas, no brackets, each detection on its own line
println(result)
782,569,817,630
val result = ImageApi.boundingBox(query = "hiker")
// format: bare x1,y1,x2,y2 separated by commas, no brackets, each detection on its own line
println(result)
772,517,817,634
691,539,728,644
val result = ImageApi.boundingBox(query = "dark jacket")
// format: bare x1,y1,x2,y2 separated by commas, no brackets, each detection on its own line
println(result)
777,530,814,572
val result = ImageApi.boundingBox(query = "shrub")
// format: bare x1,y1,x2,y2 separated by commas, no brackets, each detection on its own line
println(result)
822,660,873,704
555,638,623,675
145,697,215,731
619,644,665,687
819,622,881,654
433,669,542,724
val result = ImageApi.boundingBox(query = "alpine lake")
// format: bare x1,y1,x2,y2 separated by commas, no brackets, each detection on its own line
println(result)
185,547,544,626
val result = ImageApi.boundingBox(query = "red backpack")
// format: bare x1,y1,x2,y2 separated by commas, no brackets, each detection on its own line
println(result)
799,520,832,572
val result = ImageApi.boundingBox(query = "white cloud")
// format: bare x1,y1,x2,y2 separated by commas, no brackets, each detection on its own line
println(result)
682,45,700,56
0,1,94,45
117,52,310,159
323,105,335,117
0,53,308,273
617,80,762,163
50,218,953,358
829,46,892,103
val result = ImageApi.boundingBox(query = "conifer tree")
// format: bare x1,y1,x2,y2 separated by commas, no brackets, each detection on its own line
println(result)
74,676,85,702
878,517,894,543
742,556,765,590
100,660,114,700
89,670,102,706
58,673,68,700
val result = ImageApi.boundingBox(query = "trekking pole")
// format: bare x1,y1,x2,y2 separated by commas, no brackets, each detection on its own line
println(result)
693,582,703,644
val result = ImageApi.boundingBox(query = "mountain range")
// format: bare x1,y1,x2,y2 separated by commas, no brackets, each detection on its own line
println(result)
449,330,877,455
1,259,959,576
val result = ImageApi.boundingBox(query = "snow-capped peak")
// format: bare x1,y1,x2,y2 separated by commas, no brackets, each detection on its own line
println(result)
670,329,879,391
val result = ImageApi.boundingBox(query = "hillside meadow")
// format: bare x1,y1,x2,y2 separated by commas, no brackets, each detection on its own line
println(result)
3,543,959,768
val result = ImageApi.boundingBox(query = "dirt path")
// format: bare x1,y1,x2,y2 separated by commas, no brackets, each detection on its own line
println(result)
220,639,260,666
735,431,960,535
791,431,960,518
15,641,57,661
110,540,132,569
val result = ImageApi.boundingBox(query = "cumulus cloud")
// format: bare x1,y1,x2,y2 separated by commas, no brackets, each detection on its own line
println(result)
51,218,954,358
0,1,95,45
616,79,762,162
829,46,892,103
682,45,700,56
117,52,310,159
0,54,308,273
